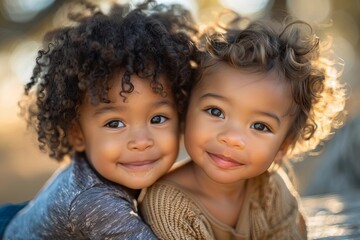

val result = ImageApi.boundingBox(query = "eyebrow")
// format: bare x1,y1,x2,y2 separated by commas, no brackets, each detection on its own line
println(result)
93,99,174,116
200,93,281,125
155,99,175,109
200,93,228,101
254,110,281,126
92,105,123,117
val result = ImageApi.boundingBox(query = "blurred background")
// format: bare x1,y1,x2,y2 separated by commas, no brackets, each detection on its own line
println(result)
0,0,359,204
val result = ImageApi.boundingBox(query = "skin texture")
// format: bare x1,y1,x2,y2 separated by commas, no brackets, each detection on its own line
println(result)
168,63,294,226
185,64,293,184
70,71,179,189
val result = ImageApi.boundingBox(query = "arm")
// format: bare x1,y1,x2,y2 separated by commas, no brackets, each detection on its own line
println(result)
140,182,215,240
68,186,157,240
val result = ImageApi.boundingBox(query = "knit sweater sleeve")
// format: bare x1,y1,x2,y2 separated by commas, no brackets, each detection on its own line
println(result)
140,182,215,240
252,169,307,240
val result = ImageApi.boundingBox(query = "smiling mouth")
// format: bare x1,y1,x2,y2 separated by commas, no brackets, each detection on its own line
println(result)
208,153,244,169
120,160,158,170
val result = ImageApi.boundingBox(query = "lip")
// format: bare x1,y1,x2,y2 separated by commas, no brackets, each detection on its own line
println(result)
208,152,244,169
119,159,158,170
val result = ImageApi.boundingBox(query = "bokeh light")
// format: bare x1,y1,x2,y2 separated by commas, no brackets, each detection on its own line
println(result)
2,0,55,22
9,40,39,84
287,0,331,23
333,36,355,73
332,10,359,46
219,0,270,16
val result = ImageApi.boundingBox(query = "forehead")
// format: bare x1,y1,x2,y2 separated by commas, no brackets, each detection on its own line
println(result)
194,63,293,116
198,63,286,90
108,70,173,100
80,71,176,115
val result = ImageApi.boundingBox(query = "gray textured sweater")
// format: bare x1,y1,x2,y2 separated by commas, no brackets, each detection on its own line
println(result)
4,154,157,240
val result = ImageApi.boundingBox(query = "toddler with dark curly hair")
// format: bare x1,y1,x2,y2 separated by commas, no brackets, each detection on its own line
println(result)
3,0,196,239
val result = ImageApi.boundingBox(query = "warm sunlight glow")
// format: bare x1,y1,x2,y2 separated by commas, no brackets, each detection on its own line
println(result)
220,0,270,16
287,0,331,23
9,40,39,84
3,0,55,22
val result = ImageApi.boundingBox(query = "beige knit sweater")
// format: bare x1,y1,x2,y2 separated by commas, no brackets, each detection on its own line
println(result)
140,163,307,240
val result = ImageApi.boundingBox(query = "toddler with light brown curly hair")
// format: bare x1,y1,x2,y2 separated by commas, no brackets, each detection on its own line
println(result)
141,14,346,240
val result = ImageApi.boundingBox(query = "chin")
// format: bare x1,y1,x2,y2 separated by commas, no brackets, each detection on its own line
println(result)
132,178,158,189
128,182,149,190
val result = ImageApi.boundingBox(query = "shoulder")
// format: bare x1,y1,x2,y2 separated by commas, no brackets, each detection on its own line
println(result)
269,167,305,215
69,186,157,239
140,181,213,239
141,159,201,217
70,184,134,215
141,180,203,220
249,169,306,239
252,168,300,207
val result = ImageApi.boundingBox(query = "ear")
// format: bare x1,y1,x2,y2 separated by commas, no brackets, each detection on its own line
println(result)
67,121,86,152
274,137,292,163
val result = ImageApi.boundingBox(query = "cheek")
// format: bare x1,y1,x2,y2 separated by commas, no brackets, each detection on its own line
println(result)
184,120,205,156
87,135,123,160
250,141,280,166
184,119,196,146
185,107,203,134
156,125,180,153
185,110,213,141
167,131,180,153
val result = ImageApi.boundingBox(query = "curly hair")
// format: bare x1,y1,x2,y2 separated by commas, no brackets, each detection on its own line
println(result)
20,0,197,161
193,15,346,160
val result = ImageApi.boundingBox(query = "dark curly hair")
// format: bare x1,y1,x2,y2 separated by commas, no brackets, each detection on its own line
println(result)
20,0,197,161
193,14,346,159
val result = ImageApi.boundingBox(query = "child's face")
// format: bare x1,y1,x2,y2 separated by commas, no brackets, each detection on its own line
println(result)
72,72,179,189
184,63,293,184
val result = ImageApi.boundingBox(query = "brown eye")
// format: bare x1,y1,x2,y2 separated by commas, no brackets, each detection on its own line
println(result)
105,120,125,128
251,122,270,132
206,108,225,119
151,115,168,124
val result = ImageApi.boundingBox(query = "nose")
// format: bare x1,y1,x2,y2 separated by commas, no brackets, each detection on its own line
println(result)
127,128,154,151
217,125,245,150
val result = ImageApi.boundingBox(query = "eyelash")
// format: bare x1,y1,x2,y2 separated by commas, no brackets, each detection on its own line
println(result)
150,115,169,124
250,122,272,133
204,107,273,133
104,120,125,129
104,115,169,129
205,107,225,119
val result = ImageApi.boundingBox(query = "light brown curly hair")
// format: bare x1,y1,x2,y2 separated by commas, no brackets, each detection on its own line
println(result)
192,15,346,160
